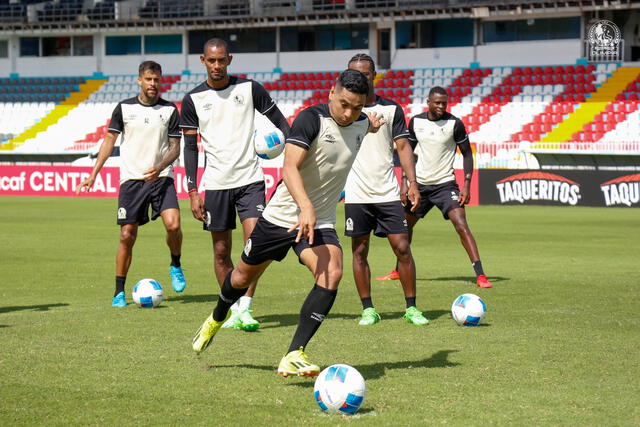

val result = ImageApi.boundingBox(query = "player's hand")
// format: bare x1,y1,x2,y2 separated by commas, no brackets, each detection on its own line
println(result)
399,178,408,206
142,167,160,182
189,193,205,222
75,176,96,195
366,112,386,133
459,186,471,207
288,206,316,245
407,181,420,212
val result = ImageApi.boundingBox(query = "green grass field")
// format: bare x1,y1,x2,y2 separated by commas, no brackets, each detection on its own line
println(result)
1,196,639,425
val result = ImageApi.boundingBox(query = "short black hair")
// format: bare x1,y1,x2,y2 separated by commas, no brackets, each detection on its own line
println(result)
203,38,230,56
428,86,448,99
348,53,375,73
336,69,369,95
139,60,162,76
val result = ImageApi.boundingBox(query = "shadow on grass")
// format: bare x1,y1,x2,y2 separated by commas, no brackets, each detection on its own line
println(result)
0,303,69,314
0,325,9,328
417,276,510,284
165,294,217,304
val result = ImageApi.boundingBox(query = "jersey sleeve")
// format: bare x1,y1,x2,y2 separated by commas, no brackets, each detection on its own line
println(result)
252,81,277,115
391,105,409,140
107,103,124,134
168,106,181,138
179,93,198,129
286,108,320,150
407,116,417,145
453,117,469,144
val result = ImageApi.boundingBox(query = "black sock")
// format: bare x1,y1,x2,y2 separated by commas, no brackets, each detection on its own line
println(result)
405,296,416,308
170,253,181,267
395,261,398,271
115,276,126,297
360,297,373,310
472,261,485,277
212,271,247,322
288,284,337,353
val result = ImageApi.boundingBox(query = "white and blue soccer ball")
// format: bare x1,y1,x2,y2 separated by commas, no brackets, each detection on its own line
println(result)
451,293,486,326
314,364,365,415
132,278,164,308
253,126,285,159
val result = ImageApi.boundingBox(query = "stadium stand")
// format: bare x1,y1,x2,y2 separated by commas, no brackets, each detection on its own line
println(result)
1,63,638,170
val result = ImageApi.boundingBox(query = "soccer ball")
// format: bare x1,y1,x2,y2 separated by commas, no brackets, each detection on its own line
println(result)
253,126,285,159
132,278,164,308
314,364,366,415
451,293,486,326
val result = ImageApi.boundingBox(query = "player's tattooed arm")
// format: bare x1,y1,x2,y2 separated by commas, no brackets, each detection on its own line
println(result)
75,130,119,194
458,140,474,207
143,137,181,182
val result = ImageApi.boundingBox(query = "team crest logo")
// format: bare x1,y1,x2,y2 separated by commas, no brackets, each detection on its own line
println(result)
587,20,622,61
243,238,252,256
356,134,363,150
205,211,212,227
324,134,336,143
450,191,459,201
233,94,245,106
346,218,354,231
117,207,126,219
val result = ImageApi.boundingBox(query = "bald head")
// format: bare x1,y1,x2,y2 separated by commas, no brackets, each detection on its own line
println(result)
203,38,230,56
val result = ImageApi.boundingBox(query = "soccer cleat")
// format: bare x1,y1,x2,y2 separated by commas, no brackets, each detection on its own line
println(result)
170,266,187,293
404,306,429,325
111,291,127,308
376,269,399,281
277,347,320,378
476,275,493,289
192,312,230,353
358,307,381,326
221,308,242,329
239,309,260,332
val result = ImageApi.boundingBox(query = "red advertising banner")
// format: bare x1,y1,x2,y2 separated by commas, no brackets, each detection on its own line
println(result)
0,166,284,200
0,165,476,205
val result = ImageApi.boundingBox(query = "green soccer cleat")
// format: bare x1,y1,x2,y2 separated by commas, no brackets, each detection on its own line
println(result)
277,347,320,378
221,308,242,329
358,307,381,326
192,312,230,353
404,306,429,326
239,309,260,331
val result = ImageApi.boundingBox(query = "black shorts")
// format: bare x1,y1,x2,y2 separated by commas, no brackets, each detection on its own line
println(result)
241,217,342,265
203,181,265,232
117,177,179,226
404,180,462,220
344,202,408,237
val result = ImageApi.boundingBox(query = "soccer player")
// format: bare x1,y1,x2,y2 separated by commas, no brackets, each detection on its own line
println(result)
180,38,290,331
344,54,428,326
191,69,385,377
76,60,187,307
378,86,492,288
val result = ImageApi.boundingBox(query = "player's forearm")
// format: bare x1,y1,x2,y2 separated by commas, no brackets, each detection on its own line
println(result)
155,137,180,172
459,141,474,182
265,107,291,138
90,133,117,178
183,132,199,191
395,138,417,183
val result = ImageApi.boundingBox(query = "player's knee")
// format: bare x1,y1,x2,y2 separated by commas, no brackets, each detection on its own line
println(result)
165,221,180,234
393,239,411,260
327,265,343,286
213,241,231,258
120,229,137,246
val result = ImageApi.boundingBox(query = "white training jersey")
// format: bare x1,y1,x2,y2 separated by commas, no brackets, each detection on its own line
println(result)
263,104,370,230
409,112,469,186
108,97,181,184
344,95,409,203
180,77,277,190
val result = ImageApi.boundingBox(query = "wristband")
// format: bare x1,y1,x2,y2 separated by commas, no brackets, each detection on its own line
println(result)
188,188,197,194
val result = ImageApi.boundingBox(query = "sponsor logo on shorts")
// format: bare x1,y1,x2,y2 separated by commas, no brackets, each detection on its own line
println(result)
403,218,408,227
600,174,640,207
205,211,212,227
256,204,265,212
450,191,459,201
345,218,353,231
117,207,126,219
496,172,581,206
243,238,252,256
